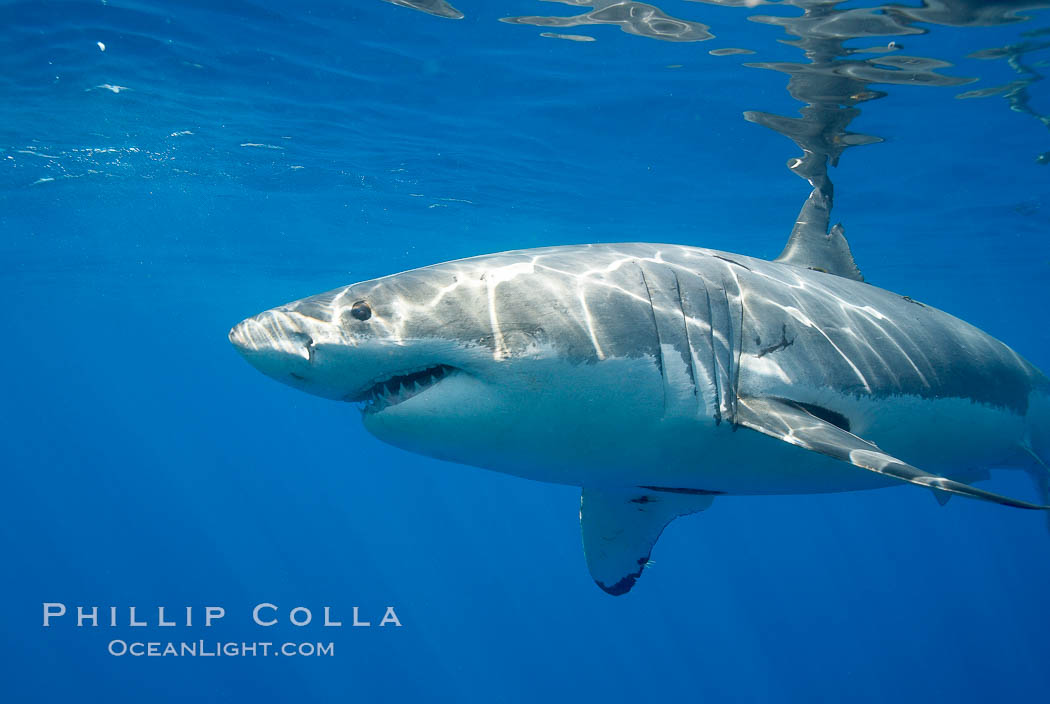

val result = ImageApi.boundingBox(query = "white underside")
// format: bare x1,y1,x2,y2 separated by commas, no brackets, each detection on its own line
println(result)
360,353,1036,496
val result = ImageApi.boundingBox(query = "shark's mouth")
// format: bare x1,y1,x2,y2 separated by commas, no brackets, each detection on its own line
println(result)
356,364,457,414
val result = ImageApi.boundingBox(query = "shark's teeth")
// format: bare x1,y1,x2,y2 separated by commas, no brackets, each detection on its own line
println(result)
361,365,454,414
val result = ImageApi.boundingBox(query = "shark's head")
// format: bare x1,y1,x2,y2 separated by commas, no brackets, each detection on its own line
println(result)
230,248,671,480
229,261,511,418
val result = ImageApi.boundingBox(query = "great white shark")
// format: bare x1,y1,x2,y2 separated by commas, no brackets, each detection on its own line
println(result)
230,208,1050,595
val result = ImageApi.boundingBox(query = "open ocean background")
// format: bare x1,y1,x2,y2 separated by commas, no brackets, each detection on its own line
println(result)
2,1,1049,701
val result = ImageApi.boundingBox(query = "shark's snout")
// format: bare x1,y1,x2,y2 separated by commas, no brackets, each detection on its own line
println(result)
228,318,255,352
230,304,383,401
229,310,315,383
229,311,312,358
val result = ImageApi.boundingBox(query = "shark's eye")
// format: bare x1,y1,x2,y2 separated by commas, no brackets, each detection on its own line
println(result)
350,301,372,321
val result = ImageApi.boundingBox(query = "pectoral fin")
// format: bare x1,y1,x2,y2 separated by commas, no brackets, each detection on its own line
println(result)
580,487,715,596
735,396,1050,511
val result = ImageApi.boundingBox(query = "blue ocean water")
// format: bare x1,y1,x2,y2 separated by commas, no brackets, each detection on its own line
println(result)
2,0,1049,701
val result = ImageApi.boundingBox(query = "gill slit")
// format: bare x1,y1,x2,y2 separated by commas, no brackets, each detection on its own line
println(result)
704,282,723,425
671,270,700,412
638,267,667,411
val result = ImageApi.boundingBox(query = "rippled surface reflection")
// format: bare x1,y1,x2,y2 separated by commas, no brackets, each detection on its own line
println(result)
395,0,1050,236
501,1,713,42
960,25,1050,163
3,0,1047,233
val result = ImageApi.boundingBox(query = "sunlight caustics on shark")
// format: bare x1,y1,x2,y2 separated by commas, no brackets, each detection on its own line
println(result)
230,219,1050,595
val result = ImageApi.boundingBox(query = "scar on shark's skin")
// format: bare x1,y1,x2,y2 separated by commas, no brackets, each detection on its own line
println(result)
711,254,752,271
901,295,926,307
756,324,794,358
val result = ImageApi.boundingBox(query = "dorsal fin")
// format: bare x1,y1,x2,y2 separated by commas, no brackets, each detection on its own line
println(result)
775,187,864,282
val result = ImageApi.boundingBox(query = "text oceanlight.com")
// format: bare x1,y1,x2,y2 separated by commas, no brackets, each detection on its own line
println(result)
107,640,335,657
